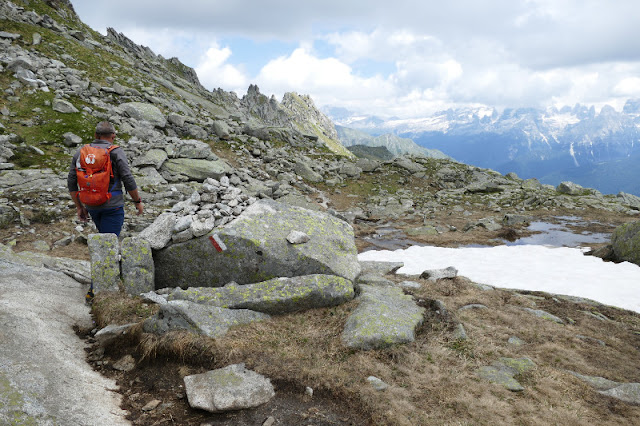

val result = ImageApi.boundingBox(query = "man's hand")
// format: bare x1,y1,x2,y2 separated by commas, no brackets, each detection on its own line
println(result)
135,202,144,216
76,205,88,222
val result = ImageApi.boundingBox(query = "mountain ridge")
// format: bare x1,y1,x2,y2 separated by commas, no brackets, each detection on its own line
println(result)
326,103,640,195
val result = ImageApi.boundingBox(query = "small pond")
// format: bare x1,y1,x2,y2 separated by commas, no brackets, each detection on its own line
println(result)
507,216,610,248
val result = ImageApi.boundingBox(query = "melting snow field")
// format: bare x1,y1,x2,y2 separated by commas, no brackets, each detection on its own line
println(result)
358,245,640,314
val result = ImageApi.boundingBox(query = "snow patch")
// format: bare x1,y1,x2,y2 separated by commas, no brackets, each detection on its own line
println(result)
359,245,640,313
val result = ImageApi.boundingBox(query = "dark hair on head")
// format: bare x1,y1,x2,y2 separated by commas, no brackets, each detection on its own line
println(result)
95,121,116,135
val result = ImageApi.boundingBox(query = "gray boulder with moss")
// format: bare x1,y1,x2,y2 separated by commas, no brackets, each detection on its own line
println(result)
142,300,269,338
153,199,361,289
87,233,120,293
342,285,425,350
167,274,355,314
159,158,232,182
120,237,154,296
184,364,275,413
119,102,166,128
611,220,640,266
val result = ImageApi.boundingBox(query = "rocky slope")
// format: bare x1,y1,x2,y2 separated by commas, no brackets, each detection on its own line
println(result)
2,1,640,425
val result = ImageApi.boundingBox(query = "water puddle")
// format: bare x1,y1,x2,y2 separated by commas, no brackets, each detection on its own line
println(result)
507,216,610,248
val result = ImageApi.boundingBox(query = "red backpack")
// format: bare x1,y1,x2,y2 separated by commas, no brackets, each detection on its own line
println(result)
76,144,119,206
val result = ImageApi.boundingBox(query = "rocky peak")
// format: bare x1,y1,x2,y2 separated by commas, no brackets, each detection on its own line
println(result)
168,57,203,88
240,84,289,126
623,98,640,116
281,92,338,141
106,27,157,60
44,0,76,15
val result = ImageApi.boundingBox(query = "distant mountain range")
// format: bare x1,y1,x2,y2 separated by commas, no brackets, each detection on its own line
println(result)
325,102,640,196
335,125,449,160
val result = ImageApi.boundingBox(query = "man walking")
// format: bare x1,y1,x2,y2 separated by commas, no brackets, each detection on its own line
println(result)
67,121,143,301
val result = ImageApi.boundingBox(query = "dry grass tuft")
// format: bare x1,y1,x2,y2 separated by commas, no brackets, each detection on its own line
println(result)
91,291,158,328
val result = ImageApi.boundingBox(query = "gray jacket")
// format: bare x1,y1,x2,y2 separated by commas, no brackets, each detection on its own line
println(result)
67,140,137,209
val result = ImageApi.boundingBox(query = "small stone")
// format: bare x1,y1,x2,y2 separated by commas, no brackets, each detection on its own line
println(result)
398,280,421,289
262,417,276,426
141,399,161,412
522,307,564,324
420,266,458,281
453,323,468,340
367,376,388,391
287,230,310,244
459,304,488,311
112,354,136,372
508,336,525,346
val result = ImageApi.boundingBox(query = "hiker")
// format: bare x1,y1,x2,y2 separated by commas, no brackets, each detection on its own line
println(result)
67,121,143,302
67,121,143,233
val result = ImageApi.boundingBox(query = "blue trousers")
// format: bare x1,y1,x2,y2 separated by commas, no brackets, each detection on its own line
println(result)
88,206,125,236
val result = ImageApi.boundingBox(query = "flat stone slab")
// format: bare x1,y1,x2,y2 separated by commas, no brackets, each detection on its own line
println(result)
355,272,395,287
358,260,404,275
600,383,640,405
522,307,564,324
568,371,640,405
142,300,270,338
0,246,128,424
167,274,354,314
184,364,275,413
476,357,536,392
476,366,524,392
342,284,425,350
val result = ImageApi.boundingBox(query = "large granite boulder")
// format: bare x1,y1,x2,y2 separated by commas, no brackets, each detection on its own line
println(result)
611,221,640,266
153,199,361,289
159,158,232,182
119,102,166,128
133,148,168,169
556,181,588,195
166,274,355,314
172,139,214,159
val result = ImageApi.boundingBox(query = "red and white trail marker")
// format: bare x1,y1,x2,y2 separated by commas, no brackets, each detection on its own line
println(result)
209,234,227,252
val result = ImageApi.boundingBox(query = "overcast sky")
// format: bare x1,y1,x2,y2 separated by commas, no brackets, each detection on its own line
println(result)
71,1,640,118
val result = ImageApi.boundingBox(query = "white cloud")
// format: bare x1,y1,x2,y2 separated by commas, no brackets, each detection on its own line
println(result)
256,47,395,106
195,45,249,92
614,78,640,98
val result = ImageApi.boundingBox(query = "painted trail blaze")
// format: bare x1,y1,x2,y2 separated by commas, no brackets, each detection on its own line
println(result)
209,234,227,252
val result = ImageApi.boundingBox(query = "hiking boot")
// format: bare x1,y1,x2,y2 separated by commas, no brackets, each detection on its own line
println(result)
85,289,94,305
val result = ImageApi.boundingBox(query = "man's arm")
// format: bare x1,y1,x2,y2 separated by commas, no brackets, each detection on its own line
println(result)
112,147,143,215
67,151,88,222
